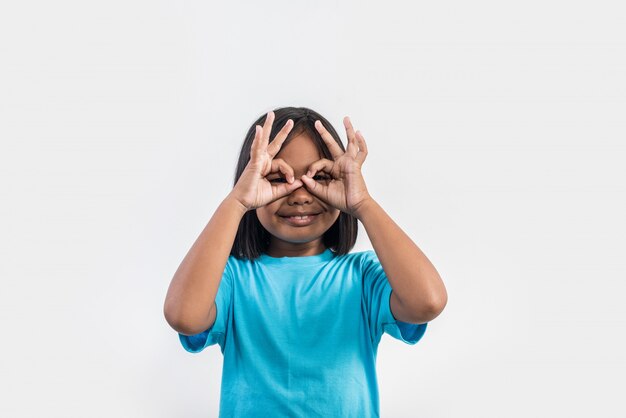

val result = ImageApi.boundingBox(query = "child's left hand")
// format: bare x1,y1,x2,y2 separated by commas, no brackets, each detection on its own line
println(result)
300,116,373,218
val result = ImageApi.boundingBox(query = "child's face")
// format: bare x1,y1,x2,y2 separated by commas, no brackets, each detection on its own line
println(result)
255,132,341,256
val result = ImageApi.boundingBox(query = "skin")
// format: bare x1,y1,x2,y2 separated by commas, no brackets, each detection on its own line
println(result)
234,110,372,258
255,132,341,257
240,111,448,323
164,111,448,334
304,117,448,323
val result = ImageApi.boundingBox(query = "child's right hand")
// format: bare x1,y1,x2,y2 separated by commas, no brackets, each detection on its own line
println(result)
229,111,304,211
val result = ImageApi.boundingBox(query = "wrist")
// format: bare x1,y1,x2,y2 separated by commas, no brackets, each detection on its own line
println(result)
224,193,250,217
351,196,377,220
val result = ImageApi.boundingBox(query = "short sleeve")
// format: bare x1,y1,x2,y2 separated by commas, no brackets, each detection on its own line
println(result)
178,257,234,354
361,250,428,345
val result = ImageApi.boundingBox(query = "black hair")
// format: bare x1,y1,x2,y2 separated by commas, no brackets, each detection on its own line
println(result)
230,106,358,260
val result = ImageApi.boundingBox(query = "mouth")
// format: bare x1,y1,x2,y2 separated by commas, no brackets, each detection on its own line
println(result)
278,213,321,226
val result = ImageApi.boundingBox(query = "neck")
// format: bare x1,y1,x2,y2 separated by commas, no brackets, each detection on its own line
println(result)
266,238,326,258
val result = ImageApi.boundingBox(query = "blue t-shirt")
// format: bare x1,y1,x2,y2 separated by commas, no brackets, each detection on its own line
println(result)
178,248,428,417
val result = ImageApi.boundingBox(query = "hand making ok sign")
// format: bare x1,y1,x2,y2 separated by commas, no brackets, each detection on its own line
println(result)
300,117,373,218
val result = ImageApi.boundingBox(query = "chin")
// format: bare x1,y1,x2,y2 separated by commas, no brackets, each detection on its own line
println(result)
272,230,323,244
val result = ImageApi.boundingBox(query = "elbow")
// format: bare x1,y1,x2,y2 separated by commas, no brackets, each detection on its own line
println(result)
163,302,214,336
163,303,186,333
425,289,448,321
432,288,448,314
409,306,444,324
164,312,205,336
423,282,448,320
163,301,191,334
410,294,448,324
432,292,448,318
427,298,447,322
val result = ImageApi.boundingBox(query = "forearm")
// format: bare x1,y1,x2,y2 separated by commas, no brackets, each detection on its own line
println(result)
355,198,447,316
164,194,247,334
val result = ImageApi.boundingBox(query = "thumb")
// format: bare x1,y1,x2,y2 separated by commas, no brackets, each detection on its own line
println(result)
300,174,325,198
273,178,304,199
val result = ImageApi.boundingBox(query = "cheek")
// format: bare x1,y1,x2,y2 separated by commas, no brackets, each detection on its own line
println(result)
328,208,341,221
319,210,341,229
255,208,269,223
255,205,279,226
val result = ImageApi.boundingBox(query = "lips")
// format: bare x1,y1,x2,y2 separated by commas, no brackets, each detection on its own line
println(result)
279,212,320,217
279,213,321,226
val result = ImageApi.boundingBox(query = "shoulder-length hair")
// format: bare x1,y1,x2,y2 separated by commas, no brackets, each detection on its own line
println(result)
230,106,358,260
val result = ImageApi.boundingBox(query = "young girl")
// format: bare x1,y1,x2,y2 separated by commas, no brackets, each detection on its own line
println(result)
164,107,447,417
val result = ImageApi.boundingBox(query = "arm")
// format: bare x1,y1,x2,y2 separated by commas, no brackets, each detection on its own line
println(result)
163,194,247,335
164,111,302,335
355,198,447,324
302,116,447,324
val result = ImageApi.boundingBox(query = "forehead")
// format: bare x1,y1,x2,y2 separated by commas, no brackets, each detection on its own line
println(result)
274,132,322,172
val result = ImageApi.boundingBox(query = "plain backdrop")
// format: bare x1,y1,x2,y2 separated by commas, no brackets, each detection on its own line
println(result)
1,0,625,417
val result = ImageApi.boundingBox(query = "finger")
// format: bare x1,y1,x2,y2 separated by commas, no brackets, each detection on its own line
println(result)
300,173,327,200
314,120,344,160
305,158,334,178
261,111,275,146
355,130,368,165
343,116,358,159
267,119,293,158
250,125,264,158
272,178,304,199
270,158,296,183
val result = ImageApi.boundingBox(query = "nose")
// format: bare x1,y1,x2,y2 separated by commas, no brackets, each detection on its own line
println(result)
287,184,314,206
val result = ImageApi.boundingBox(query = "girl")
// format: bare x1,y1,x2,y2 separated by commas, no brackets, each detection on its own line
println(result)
164,107,447,417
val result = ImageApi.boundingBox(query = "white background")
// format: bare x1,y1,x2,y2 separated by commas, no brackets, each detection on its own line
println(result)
1,1,625,417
